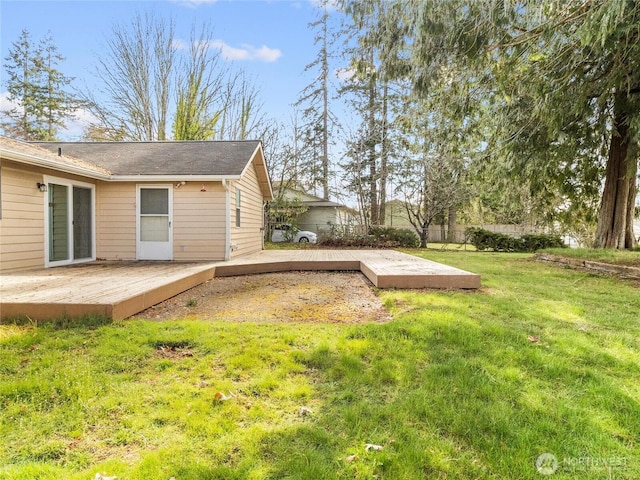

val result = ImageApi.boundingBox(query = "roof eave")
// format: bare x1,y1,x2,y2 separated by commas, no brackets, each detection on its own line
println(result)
110,174,242,182
0,146,111,180
242,142,274,201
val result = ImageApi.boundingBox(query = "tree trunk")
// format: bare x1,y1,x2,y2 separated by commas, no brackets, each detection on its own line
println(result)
420,222,429,248
447,206,457,243
594,92,638,249
368,67,379,226
379,82,388,225
321,10,330,201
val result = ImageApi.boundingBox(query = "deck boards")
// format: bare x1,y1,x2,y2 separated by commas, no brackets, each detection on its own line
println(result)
1,250,480,320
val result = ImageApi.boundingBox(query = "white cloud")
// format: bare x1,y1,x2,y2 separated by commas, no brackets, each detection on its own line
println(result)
61,108,99,140
0,91,19,113
171,0,219,8
335,67,356,82
172,39,189,51
209,40,282,63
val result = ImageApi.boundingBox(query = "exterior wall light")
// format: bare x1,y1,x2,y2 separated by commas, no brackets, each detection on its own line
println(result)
37,182,48,192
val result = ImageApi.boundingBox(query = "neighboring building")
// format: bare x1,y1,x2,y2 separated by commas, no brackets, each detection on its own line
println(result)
278,187,359,237
0,137,272,273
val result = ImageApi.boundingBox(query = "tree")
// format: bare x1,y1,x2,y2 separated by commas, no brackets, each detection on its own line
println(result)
397,150,467,248
172,26,225,141
216,72,267,141
84,11,266,143
340,0,407,226
84,11,175,141
297,0,337,200
2,30,77,140
350,0,639,249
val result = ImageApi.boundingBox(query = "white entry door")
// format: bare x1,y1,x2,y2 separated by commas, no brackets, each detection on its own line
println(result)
137,186,172,260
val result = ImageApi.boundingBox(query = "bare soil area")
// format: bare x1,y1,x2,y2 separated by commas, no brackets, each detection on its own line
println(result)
131,271,392,323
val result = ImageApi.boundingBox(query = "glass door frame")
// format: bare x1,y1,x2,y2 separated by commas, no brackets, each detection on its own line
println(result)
136,184,173,260
44,175,96,267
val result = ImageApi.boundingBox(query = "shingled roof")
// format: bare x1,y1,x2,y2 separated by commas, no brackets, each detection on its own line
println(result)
30,140,262,176
1,137,272,199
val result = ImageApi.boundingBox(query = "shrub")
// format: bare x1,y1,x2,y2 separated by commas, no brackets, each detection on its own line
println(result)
319,227,420,248
465,227,565,252
520,233,565,251
369,227,420,248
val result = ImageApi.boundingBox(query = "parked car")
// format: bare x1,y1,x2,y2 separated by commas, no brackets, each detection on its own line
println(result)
271,224,317,244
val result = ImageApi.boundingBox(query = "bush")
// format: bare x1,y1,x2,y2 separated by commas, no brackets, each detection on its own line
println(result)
465,227,565,252
520,233,565,251
369,227,421,248
319,227,420,248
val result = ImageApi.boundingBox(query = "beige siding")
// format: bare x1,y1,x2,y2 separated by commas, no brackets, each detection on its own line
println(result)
96,182,136,260
97,181,228,261
0,165,45,272
230,162,265,257
1,158,266,269
173,182,226,261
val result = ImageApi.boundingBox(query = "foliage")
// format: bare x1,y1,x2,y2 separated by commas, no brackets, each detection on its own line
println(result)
320,226,418,248
172,26,224,141
2,253,640,479
265,195,308,242
296,0,339,200
465,227,565,252
82,11,265,142
343,0,640,249
396,150,469,248
338,0,402,228
368,226,419,248
1,30,78,140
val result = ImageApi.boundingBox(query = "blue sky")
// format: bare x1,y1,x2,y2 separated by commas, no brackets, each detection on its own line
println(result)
0,0,337,139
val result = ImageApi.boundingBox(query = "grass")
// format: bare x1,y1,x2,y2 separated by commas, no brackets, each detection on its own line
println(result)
1,251,639,479
541,247,640,267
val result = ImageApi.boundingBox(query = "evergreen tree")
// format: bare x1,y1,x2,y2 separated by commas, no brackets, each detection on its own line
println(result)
340,0,404,226
1,30,76,140
296,0,337,200
345,0,640,249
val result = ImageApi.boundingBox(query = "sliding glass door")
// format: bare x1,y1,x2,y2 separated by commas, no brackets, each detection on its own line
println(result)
46,178,94,266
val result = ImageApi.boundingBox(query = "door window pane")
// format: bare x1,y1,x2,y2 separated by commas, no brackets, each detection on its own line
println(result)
141,216,169,242
141,188,168,214
49,184,69,262
73,187,92,259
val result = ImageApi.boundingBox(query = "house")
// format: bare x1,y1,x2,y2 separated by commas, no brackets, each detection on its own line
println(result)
277,186,359,236
0,137,272,273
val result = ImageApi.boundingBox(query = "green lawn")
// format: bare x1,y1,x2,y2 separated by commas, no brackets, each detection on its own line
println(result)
1,251,639,479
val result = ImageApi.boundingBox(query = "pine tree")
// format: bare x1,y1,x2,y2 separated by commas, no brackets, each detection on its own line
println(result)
296,0,337,200
2,30,77,140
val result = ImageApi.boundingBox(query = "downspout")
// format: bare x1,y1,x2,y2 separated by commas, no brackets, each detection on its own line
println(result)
222,179,231,260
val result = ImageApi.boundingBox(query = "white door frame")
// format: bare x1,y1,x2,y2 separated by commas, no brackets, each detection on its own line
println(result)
136,184,173,260
43,175,96,268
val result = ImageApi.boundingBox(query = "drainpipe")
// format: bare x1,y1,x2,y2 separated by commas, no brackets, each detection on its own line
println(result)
222,179,231,260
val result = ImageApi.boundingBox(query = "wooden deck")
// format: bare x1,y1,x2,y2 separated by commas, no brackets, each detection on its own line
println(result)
0,250,480,320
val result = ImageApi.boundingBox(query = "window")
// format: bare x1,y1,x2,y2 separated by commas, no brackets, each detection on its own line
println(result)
235,188,241,227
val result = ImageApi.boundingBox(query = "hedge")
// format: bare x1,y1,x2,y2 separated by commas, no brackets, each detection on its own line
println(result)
320,227,420,248
465,227,565,252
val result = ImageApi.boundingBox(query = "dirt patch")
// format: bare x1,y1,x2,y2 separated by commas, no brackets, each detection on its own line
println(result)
131,271,392,323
